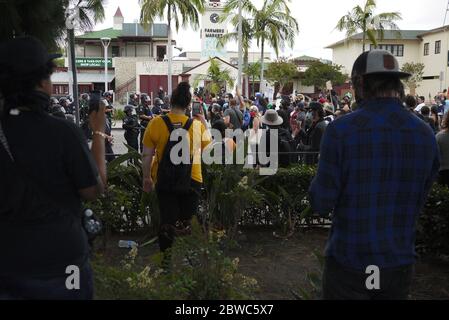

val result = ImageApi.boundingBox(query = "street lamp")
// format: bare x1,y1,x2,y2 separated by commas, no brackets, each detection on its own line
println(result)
101,37,111,93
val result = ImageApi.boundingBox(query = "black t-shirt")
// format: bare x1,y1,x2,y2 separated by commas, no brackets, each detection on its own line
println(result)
0,111,98,277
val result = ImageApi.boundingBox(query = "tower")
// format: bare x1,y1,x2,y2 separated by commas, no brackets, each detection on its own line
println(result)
201,0,228,61
113,7,124,31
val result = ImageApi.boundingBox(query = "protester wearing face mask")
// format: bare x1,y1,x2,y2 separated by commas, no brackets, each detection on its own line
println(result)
293,102,328,165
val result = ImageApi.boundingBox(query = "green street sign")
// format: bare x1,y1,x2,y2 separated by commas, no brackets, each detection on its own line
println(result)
76,58,112,68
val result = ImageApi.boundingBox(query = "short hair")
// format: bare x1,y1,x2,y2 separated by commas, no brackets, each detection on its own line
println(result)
353,73,405,102
404,95,417,109
229,99,237,107
419,96,426,102
421,106,430,116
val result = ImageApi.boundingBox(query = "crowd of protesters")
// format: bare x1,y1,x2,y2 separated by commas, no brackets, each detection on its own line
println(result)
2,35,449,301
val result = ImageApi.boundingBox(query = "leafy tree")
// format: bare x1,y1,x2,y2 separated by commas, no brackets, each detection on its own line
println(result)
265,58,298,94
302,62,348,91
0,0,105,50
140,0,205,95
401,62,425,96
244,62,261,97
224,0,299,89
193,58,235,95
336,0,402,52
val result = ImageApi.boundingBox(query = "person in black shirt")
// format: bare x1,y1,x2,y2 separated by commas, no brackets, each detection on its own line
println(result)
137,95,153,152
421,106,437,133
122,105,140,152
0,36,107,300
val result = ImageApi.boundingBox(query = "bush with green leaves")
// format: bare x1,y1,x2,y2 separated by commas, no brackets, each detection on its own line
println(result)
417,184,449,256
86,148,158,234
202,164,265,236
93,218,259,300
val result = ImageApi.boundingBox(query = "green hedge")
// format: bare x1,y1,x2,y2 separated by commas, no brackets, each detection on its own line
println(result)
89,161,449,256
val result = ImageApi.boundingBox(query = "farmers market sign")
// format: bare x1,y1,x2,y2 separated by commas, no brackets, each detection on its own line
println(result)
76,58,112,68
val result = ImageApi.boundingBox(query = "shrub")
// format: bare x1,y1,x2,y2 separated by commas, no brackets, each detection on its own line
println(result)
113,109,126,122
92,219,259,300
417,184,449,256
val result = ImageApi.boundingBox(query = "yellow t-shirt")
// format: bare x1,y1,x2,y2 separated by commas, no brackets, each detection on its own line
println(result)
143,113,211,184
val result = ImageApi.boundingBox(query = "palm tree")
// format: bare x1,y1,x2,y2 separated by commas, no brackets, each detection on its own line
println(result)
244,62,261,97
224,0,299,91
193,58,235,95
336,0,402,52
140,0,205,96
217,18,255,97
0,0,105,50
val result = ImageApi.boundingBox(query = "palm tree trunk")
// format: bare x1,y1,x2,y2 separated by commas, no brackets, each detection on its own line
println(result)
252,74,255,97
244,52,249,97
362,32,366,52
167,5,173,96
260,38,265,94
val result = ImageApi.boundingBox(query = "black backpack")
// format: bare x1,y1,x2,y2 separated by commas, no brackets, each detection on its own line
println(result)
156,116,194,194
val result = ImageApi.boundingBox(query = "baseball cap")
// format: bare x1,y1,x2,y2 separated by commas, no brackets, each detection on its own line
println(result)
0,36,62,76
351,49,411,79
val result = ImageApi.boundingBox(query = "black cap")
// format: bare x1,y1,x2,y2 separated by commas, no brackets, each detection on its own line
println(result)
351,49,411,79
0,36,62,76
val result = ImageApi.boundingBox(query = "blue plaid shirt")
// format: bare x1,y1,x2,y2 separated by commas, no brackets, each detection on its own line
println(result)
309,98,440,270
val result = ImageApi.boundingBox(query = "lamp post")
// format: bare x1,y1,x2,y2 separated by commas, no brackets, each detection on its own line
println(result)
66,8,80,126
237,0,243,94
101,37,111,93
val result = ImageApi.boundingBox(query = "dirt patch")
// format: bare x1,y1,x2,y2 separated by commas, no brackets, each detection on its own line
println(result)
95,227,449,300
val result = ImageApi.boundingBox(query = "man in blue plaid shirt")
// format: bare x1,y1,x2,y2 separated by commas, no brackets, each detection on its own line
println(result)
309,50,440,300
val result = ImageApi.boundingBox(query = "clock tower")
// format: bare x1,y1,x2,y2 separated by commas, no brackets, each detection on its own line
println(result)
201,0,228,61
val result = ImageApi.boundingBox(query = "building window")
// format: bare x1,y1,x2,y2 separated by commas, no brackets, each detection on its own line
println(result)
112,46,120,57
370,44,404,57
157,46,166,61
435,41,441,54
424,43,430,56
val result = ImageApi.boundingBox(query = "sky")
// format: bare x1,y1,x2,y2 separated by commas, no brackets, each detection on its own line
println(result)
95,0,449,60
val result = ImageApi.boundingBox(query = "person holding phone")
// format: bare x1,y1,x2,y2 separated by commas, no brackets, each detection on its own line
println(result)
0,37,107,300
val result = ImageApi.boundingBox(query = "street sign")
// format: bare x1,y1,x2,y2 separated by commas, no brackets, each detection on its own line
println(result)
76,58,112,68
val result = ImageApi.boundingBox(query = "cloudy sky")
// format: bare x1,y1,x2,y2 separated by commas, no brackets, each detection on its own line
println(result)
96,0,449,60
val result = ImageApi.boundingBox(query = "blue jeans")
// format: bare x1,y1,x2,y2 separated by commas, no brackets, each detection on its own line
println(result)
0,263,93,300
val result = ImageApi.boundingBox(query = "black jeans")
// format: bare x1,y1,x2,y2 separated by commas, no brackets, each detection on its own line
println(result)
322,257,414,300
0,263,93,300
156,181,201,252
438,170,449,188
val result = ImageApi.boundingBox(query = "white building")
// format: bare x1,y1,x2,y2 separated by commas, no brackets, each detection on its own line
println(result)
54,1,271,102
327,27,449,98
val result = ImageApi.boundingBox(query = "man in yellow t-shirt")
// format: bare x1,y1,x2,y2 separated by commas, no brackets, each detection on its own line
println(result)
141,82,211,252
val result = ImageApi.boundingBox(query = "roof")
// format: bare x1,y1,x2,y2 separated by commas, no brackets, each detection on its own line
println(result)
51,72,115,84
417,25,449,37
114,7,123,18
326,30,426,48
77,24,169,40
181,57,238,75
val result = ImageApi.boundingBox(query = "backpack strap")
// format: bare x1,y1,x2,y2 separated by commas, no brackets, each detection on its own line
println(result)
161,115,175,133
183,118,194,132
